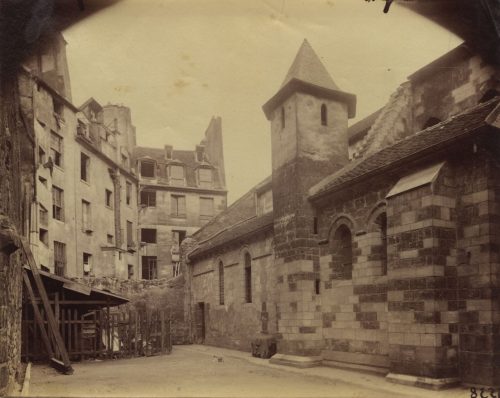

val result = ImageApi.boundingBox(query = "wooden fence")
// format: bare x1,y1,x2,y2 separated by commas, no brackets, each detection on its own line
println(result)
22,307,172,362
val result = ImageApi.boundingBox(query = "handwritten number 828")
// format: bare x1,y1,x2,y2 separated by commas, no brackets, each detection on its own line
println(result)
471,387,499,398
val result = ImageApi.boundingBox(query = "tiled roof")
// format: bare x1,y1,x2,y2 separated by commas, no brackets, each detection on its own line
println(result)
263,40,357,120
188,212,274,260
310,97,500,200
348,107,383,142
192,175,271,242
281,39,339,91
188,176,273,258
132,146,225,189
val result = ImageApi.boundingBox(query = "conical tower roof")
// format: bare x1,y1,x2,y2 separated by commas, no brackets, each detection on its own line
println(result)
280,39,339,90
262,39,356,120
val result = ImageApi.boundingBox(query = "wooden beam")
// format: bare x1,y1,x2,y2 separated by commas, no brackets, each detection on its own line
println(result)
31,299,119,305
21,238,73,374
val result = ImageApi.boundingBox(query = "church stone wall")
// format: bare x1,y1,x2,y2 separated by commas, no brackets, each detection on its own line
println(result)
190,233,276,351
314,143,500,386
318,178,392,370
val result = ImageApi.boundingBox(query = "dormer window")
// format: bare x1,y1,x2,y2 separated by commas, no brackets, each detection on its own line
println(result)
321,104,327,126
53,98,64,119
196,146,204,162
257,189,273,215
165,146,173,160
198,168,213,189
140,160,156,178
169,164,185,186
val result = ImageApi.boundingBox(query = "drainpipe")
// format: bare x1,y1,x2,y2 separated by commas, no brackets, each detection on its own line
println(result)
109,168,121,277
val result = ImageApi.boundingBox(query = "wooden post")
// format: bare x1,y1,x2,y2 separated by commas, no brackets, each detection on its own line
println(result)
54,292,60,359
67,309,72,355
106,300,111,359
134,311,139,357
160,310,165,354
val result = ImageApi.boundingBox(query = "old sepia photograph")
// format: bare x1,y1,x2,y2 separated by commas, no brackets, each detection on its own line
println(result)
0,0,499,397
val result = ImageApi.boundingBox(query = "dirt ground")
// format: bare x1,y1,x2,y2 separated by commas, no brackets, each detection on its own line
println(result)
28,344,467,398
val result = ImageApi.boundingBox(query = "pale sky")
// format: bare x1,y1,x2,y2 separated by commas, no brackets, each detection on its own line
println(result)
63,0,461,203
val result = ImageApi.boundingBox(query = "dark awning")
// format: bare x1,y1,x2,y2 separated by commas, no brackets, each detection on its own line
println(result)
23,266,129,307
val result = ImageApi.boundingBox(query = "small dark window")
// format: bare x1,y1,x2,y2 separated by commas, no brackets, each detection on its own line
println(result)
53,98,64,117
219,261,224,305
315,279,320,295
281,107,285,129
331,224,353,280
140,160,155,178
39,228,49,246
126,182,132,205
142,256,157,280
141,228,157,244
50,132,63,167
127,221,133,247
107,234,113,244
83,253,92,276
321,104,328,126
80,152,90,182
128,264,134,279
172,230,186,245
105,189,113,208
375,213,388,276
140,190,156,207
244,252,252,303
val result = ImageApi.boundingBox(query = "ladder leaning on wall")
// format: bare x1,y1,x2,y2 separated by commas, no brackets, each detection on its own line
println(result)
21,238,73,374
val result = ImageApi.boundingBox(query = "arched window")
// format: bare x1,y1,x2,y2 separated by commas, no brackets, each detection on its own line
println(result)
375,213,388,275
281,107,285,129
218,261,224,305
244,252,252,303
331,225,353,279
321,104,328,126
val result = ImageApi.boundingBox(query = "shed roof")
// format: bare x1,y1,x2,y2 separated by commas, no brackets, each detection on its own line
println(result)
24,266,129,307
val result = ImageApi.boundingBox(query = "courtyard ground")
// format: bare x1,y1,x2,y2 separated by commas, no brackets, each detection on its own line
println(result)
28,344,468,398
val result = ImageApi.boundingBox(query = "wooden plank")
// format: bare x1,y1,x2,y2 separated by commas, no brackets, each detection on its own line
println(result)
21,239,72,374
134,311,139,357
31,299,117,305
68,309,72,355
160,310,165,354
61,307,66,351
22,270,54,359
62,281,91,296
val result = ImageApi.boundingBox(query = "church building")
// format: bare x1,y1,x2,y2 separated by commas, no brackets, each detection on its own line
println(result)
185,39,500,388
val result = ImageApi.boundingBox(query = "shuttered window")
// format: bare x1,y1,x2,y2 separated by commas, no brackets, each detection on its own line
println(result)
171,195,186,217
54,241,66,277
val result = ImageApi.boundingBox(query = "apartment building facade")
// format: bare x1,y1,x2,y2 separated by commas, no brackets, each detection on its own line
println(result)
21,33,140,280
134,117,227,280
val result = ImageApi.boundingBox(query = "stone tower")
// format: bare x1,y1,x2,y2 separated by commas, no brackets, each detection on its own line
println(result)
262,39,356,362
